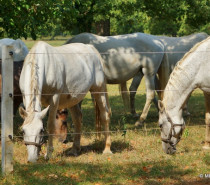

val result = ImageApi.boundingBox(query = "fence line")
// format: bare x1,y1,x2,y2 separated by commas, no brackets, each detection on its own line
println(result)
2,124,206,140
0,89,198,97
25,50,210,55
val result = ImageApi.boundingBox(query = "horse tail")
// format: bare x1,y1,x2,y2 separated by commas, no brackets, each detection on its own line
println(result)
94,80,111,139
157,53,170,100
119,82,130,111
94,98,101,139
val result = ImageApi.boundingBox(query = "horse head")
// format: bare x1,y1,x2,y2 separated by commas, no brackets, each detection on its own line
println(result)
19,106,50,162
158,100,185,154
55,108,68,143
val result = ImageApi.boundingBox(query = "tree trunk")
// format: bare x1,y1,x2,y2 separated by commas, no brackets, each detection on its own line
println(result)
96,19,110,36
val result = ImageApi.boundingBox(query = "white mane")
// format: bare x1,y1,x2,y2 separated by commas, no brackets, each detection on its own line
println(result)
21,47,39,126
24,44,40,113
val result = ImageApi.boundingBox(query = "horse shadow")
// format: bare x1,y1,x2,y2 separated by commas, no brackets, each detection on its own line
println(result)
61,139,133,157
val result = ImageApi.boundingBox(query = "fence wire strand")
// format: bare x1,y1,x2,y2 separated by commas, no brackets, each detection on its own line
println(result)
0,124,206,140
0,89,194,97
26,50,210,55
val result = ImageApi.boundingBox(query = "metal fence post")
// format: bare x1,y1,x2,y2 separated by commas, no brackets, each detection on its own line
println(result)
1,45,14,175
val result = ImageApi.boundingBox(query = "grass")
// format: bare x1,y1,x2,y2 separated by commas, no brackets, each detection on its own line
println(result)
22,37,68,49
0,39,209,184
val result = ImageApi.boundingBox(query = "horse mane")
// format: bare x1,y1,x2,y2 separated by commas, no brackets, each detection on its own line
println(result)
22,43,40,126
29,46,39,112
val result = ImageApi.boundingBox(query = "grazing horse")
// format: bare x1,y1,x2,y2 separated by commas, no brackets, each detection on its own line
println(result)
0,38,28,115
19,41,111,162
158,36,210,154
66,32,165,125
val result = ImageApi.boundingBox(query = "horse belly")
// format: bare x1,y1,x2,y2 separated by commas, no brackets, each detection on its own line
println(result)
58,94,86,108
103,54,141,84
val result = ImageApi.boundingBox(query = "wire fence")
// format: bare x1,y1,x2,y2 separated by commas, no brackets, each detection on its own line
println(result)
10,124,207,164
1,49,208,159
0,89,188,97
1,84,207,139
24,50,210,54
3,124,206,139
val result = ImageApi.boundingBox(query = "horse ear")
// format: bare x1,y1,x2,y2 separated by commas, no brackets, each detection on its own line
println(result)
158,100,164,113
40,105,50,119
19,106,27,119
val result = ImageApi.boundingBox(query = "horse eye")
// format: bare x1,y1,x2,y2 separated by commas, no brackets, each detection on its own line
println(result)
159,124,163,129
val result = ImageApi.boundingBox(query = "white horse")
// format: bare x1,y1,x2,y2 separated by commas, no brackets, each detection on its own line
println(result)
158,36,210,154
66,32,165,126
19,41,111,162
130,32,208,117
0,38,28,62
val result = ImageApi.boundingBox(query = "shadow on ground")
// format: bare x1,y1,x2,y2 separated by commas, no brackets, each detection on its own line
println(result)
3,158,208,185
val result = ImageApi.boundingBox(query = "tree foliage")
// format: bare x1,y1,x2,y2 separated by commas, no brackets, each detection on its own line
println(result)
0,0,209,39
0,0,78,39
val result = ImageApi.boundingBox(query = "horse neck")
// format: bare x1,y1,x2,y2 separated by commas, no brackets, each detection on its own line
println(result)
163,36,210,115
163,62,197,113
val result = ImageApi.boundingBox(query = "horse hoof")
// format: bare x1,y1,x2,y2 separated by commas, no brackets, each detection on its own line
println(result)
135,120,143,127
44,155,49,161
66,148,80,156
203,145,210,150
103,149,112,154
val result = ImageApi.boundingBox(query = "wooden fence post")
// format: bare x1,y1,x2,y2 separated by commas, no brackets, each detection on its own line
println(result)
1,45,14,175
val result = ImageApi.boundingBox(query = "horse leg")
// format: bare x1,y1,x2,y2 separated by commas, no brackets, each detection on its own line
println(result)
135,73,156,126
120,82,130,111
129,71,144,118
67,104,82,156
203,93,210,150
45,94,60,160
92,88,112,154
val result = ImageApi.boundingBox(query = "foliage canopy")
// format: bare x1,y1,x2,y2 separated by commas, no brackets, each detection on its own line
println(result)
0,0,209,39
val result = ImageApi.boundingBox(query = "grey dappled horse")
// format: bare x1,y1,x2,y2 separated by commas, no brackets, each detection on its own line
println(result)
158,37,210,154
66,32,165,126
19,41,111,162
130,33,208,117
